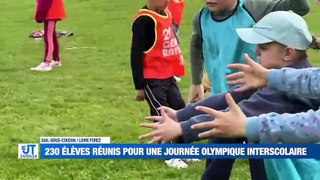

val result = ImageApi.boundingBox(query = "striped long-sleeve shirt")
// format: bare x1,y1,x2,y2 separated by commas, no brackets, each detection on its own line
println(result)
247,68,320,143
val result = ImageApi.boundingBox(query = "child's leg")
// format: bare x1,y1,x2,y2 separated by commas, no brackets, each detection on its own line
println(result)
167,77,185,110
43,20,57,64
249,159,267,180
144,79,170,116
202,138,240,180
52,22,60,62
202,138,267,180
167,77,185,145
202,159,235,180
30,22,54,71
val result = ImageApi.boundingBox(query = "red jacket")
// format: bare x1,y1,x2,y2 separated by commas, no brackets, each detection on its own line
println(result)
35,0,66,23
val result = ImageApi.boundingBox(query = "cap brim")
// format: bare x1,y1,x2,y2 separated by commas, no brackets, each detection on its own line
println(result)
236,28,273,44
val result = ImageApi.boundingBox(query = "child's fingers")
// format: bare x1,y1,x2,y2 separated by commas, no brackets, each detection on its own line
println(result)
198,129,219,139
191,121,217,130
189,93,199,103
195,106,222,118
157,106,170,111
140,123,157,129
149,137,162,144
198,91,204,101
225,93,238,110
226,72,244,80
227,63,247,71
139,131,158,140
145,116,162,122
244,53,257,67
160,108,169,119
227,79,245,86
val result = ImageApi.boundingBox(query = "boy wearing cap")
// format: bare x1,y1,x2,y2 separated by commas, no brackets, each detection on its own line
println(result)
192,11,320,180
188,0,310,179
140,11,320,180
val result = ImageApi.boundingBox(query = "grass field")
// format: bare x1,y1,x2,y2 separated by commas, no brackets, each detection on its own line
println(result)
0,0,319,179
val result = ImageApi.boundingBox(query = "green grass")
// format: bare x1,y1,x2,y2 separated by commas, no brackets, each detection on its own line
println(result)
0,0,319,179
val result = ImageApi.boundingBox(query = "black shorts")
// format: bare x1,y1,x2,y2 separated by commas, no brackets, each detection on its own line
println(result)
144,77,185,116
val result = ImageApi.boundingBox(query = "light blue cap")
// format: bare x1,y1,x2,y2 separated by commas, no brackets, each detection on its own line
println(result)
236,11,312,50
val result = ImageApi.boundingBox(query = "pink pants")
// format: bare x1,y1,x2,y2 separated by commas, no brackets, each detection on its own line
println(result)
43,20,60,62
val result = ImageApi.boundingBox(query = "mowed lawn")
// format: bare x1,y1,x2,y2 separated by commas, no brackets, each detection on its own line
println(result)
0,0,319,179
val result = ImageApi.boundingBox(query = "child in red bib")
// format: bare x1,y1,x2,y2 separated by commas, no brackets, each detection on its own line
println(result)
130,0,186,168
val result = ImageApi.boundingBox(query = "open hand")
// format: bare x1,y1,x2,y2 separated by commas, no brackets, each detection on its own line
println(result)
191,93,247,138
139,109,182,143
227,54,270,92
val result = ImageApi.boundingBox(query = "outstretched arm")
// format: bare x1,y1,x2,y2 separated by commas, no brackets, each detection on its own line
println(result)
227,54,320,98
191,94,320,144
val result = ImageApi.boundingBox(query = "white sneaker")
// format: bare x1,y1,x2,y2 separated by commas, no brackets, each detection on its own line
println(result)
30,62,52,71
165,158,188,169
50,61,62,67
183,158,201,163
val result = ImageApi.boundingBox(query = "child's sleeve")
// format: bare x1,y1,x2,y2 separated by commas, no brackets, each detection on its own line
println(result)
176,86,256,122
190,12,204,85
244,0,310,22
268,68,320,99
180,114,212,143
130,16,154,90
246,109,320,143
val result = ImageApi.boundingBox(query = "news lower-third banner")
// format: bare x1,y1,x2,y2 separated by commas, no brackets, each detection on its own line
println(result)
18,137,320,159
